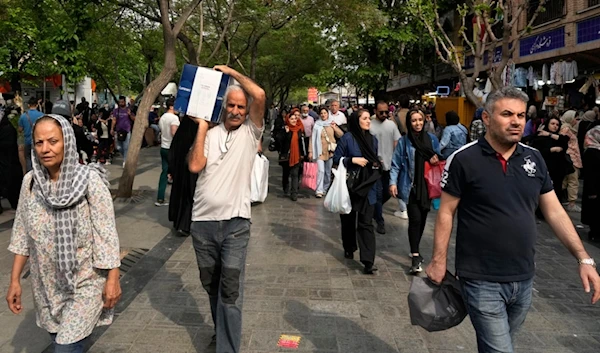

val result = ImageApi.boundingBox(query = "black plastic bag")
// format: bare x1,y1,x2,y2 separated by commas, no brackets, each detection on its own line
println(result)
408,272,467,332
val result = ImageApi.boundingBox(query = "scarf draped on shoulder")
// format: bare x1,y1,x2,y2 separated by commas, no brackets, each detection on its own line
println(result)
31,114,109,292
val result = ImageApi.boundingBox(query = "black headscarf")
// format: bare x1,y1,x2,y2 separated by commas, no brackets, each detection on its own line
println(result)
347,111,381,213
348,111,379,165
406,109,436,210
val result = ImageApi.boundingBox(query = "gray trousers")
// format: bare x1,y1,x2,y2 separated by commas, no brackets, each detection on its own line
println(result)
191,218,250,353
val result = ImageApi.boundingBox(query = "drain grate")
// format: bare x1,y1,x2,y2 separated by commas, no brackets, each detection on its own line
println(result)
119,248,149,277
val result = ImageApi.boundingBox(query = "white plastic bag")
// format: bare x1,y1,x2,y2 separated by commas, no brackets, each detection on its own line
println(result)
324,157,352,214
251,153,269,203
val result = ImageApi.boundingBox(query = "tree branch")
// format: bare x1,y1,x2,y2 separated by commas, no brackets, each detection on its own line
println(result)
173,0,203,36
204,0,235,64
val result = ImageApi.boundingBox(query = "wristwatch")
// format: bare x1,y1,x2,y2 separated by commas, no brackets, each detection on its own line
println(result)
578,258,596,268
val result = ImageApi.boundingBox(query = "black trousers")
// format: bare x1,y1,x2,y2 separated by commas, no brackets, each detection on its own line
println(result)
340,203,376,265
281,163,300,195
407,202,429,254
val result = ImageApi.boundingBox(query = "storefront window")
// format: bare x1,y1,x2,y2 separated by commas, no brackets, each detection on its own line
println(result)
527,0,566,26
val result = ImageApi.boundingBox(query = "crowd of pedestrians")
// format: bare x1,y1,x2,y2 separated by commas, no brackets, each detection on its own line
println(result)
3,73,600,353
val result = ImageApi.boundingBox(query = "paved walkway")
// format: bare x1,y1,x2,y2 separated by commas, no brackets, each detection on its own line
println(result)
1,145,600,353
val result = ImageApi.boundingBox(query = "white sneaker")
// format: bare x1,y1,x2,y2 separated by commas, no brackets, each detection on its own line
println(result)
394,210,408,219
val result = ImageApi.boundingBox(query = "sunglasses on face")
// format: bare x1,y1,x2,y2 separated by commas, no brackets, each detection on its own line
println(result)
378,111,389,114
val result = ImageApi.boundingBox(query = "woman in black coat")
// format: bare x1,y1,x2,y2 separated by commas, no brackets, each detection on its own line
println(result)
168,116,198,235
275,108,307,201
582,126,600,242
578,110,598,160
0,112,23,211
529,117,570,199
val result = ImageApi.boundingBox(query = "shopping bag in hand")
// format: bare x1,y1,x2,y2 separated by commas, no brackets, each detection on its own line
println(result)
251,153,269,203
424,161,446,200
301,162,318,190
408,271,467,332
323,158,352,214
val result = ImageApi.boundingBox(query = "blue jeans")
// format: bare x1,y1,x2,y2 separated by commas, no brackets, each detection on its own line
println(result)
374,170,391,225
191,218,251,353
316,159,333,194
115,132,131,162
49,333,88,353
460,277,534,353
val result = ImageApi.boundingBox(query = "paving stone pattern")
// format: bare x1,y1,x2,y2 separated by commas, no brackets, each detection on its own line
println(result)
1,147,600,353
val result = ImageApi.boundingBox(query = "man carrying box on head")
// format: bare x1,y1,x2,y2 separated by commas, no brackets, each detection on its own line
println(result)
188,65,265,353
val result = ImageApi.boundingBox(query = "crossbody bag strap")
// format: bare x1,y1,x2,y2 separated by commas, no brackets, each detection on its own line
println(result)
25,111,33,128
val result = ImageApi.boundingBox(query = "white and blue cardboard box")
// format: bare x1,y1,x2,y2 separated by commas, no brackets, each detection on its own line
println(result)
174,64,233,123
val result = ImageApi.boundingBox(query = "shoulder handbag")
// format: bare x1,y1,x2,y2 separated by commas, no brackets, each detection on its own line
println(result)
114,108,128,141
564,153,575,175
323,127,337,152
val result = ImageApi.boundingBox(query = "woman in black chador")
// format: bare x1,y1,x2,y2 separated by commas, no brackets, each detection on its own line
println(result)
168,116,199,235
0,111,23,212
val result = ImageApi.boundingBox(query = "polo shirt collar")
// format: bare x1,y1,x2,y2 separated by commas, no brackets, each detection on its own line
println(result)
478,137,524,157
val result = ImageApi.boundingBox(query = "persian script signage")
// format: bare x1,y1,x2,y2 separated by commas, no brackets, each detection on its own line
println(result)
519,27,565,57
577,16,600,45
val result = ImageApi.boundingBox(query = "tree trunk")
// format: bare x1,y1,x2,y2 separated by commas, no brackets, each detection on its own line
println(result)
117,21,177,198
459,72,482,108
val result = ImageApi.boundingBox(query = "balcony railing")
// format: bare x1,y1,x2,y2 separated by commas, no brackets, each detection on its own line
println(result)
527,0,566,27
590,0,600,7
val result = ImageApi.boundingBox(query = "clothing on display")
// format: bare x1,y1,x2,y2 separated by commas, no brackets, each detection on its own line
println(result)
514,67,528,88
528,66,535,86
542,64,549,83
484,78,492,93
579,76,599,94
563,60,578,82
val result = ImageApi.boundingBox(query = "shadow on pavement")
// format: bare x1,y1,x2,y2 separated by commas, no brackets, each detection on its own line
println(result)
9,309,51,353
282,300,399,353
147,270,215,353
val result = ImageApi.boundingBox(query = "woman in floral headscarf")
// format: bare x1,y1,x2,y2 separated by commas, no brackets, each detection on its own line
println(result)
6,114,121,352
560,110,583,212
582,126,600,242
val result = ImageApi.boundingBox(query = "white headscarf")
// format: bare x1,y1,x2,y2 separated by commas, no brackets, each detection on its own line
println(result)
560,110,578,133
311,116,332,158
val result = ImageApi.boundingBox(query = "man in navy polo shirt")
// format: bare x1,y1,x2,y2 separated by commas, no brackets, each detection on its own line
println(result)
427,86,600,353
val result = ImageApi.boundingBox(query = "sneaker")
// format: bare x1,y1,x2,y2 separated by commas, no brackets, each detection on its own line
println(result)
105,160,111,165
376,223,386,234
291,194,298,201
155,200,169,207
409,255,424,274
566,204,581,212
316,193,323,198
394,210,408,219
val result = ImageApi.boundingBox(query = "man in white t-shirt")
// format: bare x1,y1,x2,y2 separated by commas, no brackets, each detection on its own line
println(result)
370,101,401,234
155,97,180,206
329,99,347,126
188,65,265,353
